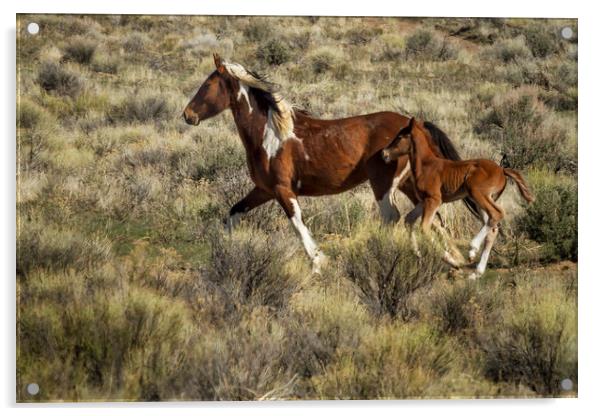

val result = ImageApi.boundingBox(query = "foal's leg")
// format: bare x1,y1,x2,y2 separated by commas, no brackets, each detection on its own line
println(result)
421,197,442,233
404,202,424,257
468,210,489,262
469,225,499,280
273,185,325,273
227,186,273,232
419,196,465,267
468,193,504,279
399,176,464,263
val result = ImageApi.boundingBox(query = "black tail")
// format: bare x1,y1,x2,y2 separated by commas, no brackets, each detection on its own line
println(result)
423,121,481,220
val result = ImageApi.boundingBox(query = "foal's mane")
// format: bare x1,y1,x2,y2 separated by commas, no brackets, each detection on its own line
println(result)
222,61,296,139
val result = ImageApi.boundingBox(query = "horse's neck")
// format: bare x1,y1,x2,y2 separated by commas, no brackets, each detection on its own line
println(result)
229,94,268,152
410,134,437,179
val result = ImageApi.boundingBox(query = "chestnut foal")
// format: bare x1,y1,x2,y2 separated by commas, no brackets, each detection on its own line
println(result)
382,118,534,279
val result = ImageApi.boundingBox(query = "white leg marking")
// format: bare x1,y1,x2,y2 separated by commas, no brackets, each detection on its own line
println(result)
411,230,422,258
237,83,253,114
468,213,489,261
377,173,404,224
289,199,325,272
470,227,498,279
227,212,243,232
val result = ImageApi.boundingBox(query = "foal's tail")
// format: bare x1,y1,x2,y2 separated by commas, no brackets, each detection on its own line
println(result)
504,168,535,203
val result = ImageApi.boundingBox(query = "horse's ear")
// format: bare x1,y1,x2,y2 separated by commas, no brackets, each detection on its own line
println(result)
213,53,225,73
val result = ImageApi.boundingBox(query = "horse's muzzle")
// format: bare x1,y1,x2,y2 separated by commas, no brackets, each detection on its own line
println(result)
182,110,200,126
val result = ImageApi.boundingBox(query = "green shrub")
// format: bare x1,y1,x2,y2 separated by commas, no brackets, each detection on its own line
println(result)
256,38,292,66
303,193,369,237
17,220,112,276
378,33,405,61
307,47,350,79
18,98,52,130
243,20,272,43
342,226,445,320
345,26,383,45
541,61,578,111
312,323,457,399
18,272,195,401
405,29,458,61
108,92,173,123
37,62,83,97
62,37,97,64
91,54,120,74
480,289,577,396
474,88,572,171
427,280,503,338
517,174,577,262
200,226,298,317
122,32,148,54
523,24,561,58
483,36,532,63
189,312,298,400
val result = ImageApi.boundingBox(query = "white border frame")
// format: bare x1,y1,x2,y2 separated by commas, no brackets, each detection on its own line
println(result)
4,1,599,414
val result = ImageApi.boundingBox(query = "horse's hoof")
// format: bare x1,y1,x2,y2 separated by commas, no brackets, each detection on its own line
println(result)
468,272,480,281
312,252,328,274
468,249,477,262
443,251,464,269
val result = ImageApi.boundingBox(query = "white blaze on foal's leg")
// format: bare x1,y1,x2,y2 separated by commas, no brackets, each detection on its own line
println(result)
289,199,325,273
468,212,489,261
469,226,498,280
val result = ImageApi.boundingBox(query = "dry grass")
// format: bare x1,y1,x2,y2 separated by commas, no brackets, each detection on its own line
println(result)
17,15,577,401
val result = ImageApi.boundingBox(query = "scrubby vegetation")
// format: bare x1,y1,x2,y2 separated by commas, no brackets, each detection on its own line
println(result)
17,15,577,401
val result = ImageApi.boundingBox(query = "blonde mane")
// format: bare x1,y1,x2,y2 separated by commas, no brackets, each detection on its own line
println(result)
223,61,296,141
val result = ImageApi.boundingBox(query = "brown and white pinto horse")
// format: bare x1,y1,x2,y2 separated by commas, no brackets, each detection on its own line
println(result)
183,54,474,272
382,118,535,279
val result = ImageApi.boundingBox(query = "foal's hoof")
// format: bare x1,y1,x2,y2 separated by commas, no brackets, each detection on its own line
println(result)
312,252,328,275
468,272,481,281
468,249,478,262
443,251,463,269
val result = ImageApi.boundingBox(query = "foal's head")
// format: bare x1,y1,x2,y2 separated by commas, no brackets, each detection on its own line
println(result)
383,117,416,163
182,54,238,125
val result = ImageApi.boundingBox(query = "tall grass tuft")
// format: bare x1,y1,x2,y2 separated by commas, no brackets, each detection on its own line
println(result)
474,87,572,172
405,29,458,61
341,225,445,320
108,92,174,123
37,62,83,97
517,172,577,261
62,37,97,64
480,285,577,396
199,226,299,319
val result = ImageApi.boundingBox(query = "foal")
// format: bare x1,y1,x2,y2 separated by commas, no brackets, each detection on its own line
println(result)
382,118,534,279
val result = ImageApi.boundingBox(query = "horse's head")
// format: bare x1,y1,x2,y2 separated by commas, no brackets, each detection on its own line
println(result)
382,117,417,163
182,53,236,125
